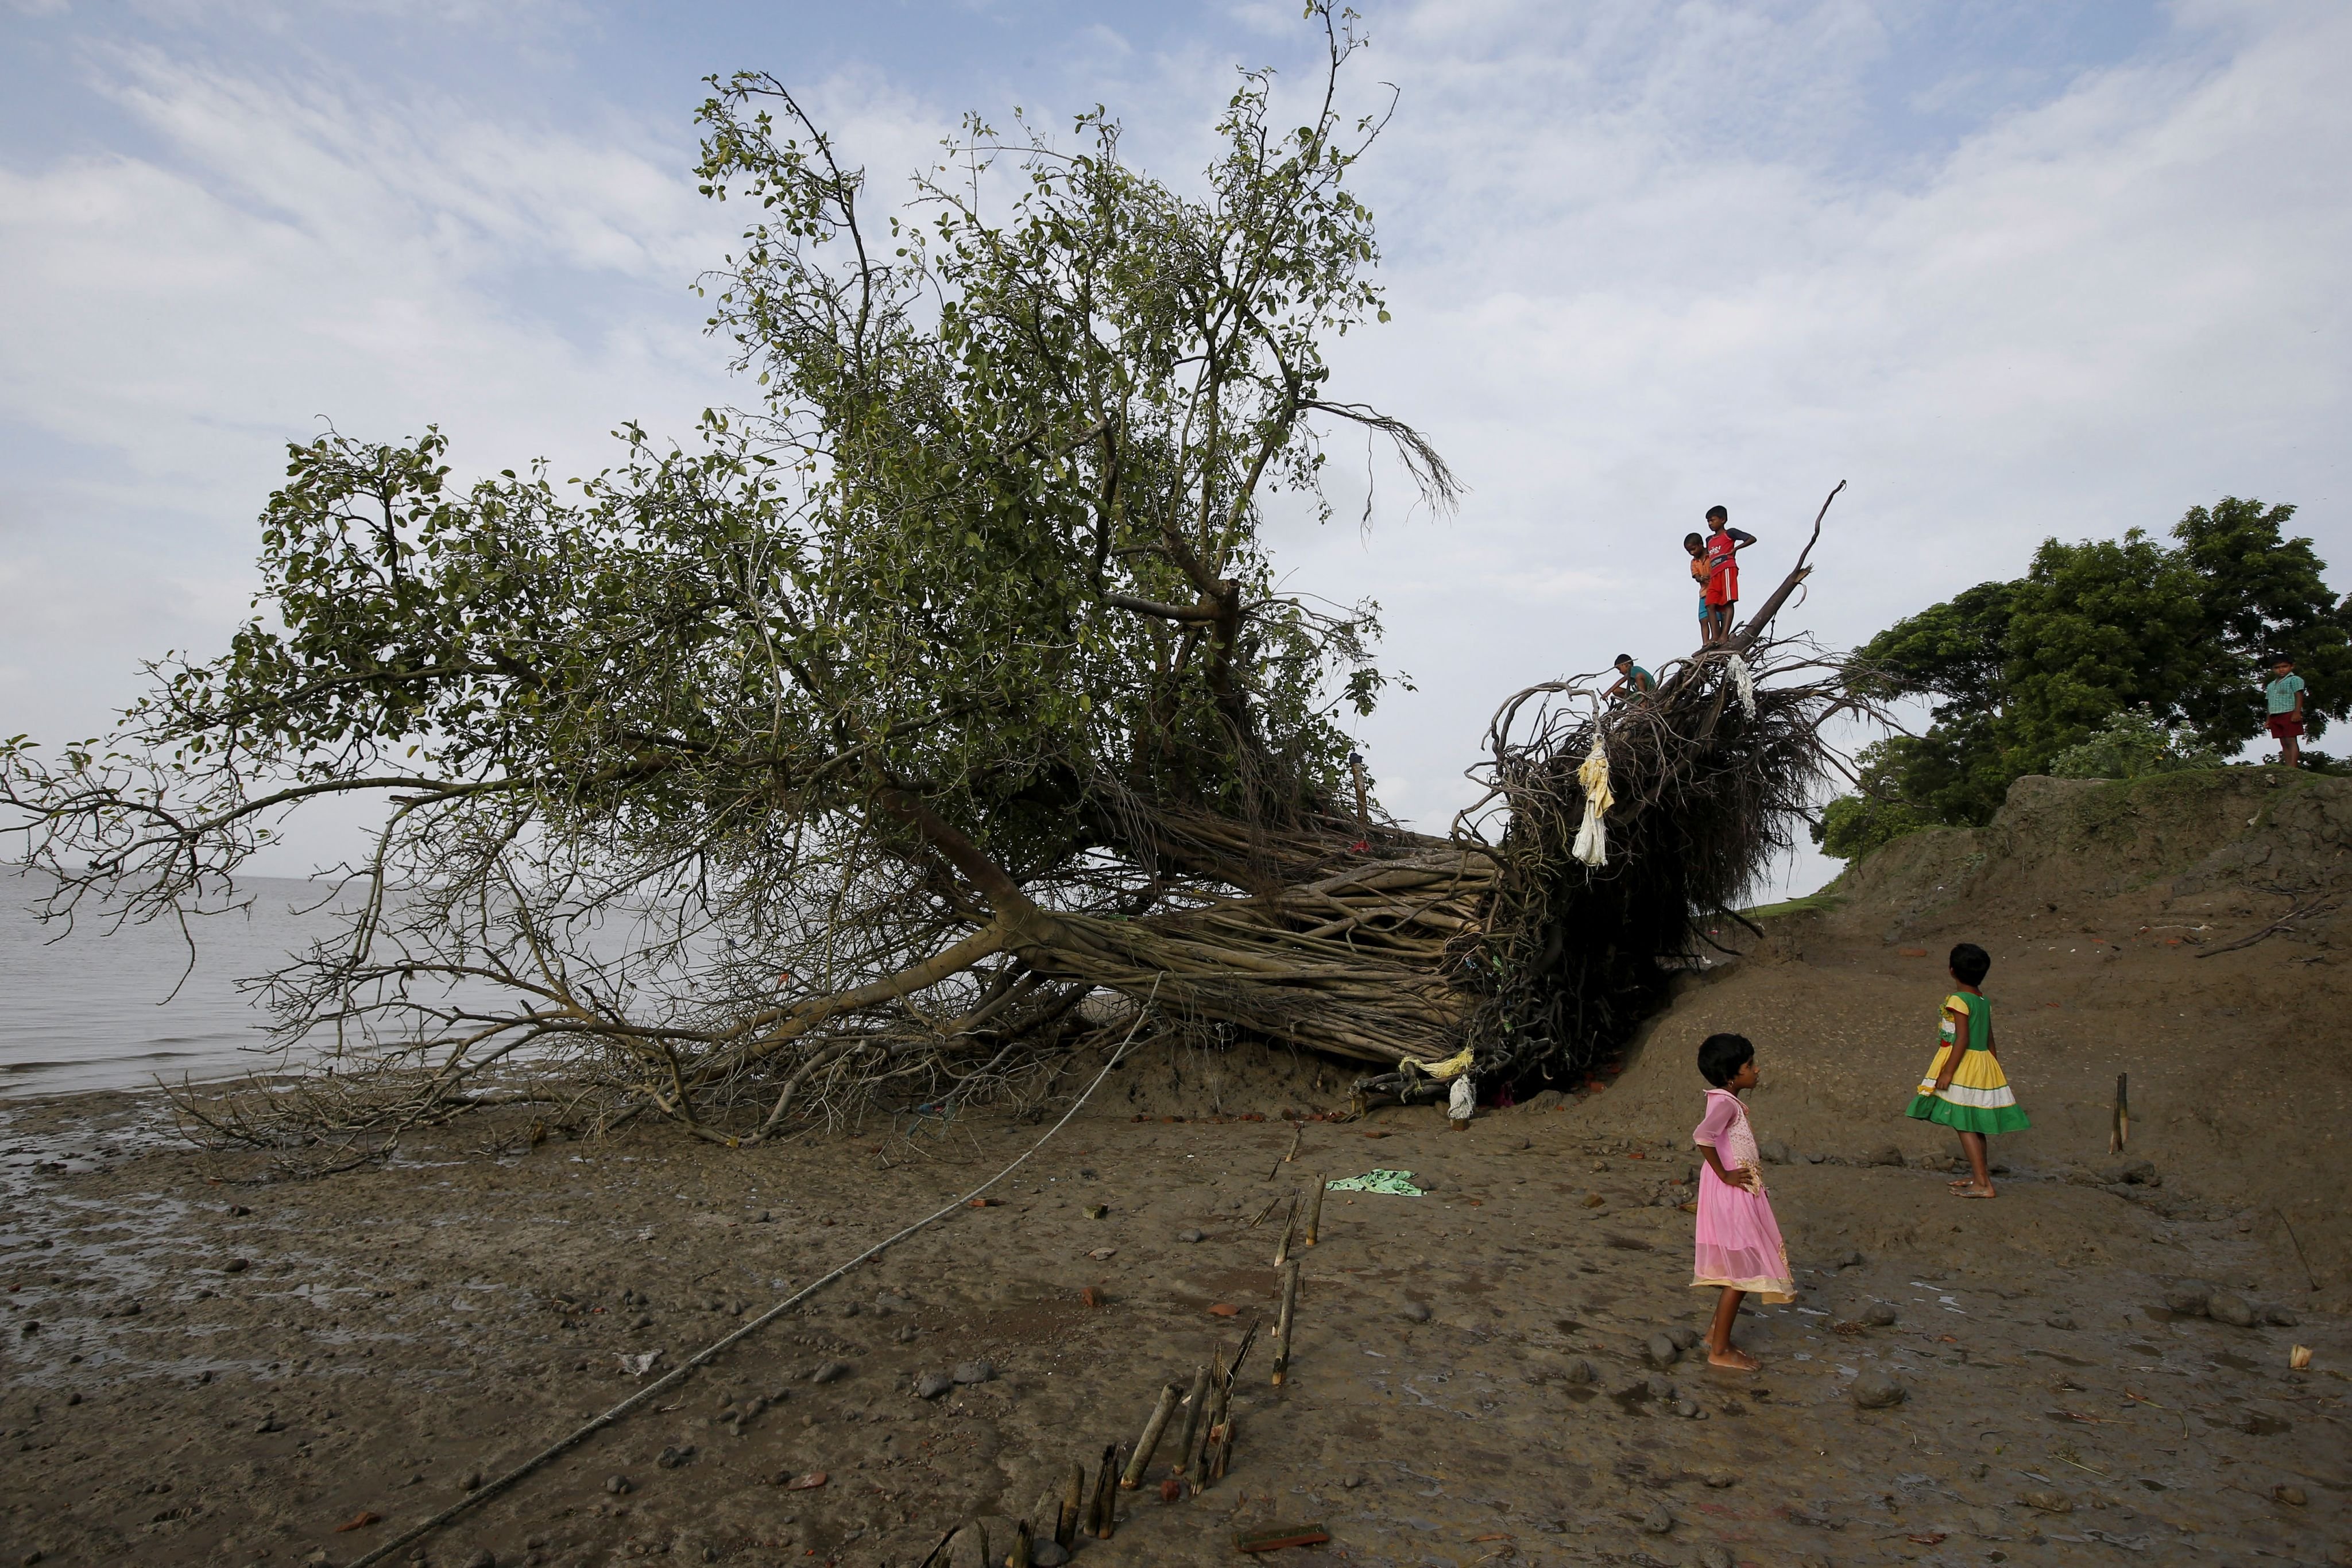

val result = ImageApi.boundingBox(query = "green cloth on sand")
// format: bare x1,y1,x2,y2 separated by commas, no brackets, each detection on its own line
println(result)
1324,1169,1423,1196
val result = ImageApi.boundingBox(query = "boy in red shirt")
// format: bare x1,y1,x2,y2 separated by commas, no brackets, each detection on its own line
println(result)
1701,506,1757,646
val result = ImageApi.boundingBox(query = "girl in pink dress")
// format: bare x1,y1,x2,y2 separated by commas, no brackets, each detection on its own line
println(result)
1692,1033,1793,1370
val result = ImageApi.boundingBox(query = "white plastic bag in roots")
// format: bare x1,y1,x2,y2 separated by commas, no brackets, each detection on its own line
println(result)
1448,1074,1476,1124
1728,652,1757,717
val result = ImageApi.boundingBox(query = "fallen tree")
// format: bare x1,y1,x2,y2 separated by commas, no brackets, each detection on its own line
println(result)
2,9,1860,1168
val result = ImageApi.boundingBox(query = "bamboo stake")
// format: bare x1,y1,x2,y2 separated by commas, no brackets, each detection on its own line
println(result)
1197,1380,1232,1488
2110,1072,2129,1155
1272,1195,1298,1267
1208,1406,1235,1481
1305,1174,1325,1245
1089,1443,1120,1539
1169,1362,1212,1476
1119,1383,1182,1489
1055,1461,1084,1549
1006,1519,1032,1568
1283,1121,1304,1163
1271,1260,1301,1386
1182,1353,1225,1479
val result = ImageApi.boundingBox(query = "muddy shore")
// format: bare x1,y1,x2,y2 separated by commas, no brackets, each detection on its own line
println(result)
3,1069,2344,1568
7,768,2351,1567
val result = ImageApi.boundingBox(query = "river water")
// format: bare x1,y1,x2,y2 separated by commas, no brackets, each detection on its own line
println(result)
0,870,345,1098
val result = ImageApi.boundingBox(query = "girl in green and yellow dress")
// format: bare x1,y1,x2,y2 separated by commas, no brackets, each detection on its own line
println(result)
1905,942,2029,1198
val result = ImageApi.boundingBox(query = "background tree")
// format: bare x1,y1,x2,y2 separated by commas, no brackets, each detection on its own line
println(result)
1821,497,2351,855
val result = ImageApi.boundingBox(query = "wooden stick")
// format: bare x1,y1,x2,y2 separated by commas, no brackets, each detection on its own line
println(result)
1225,1318,1263,1387
1271,1261,1301,1386
914,1523,961,1568
1272,1195,1298,1267
1247,1193,1285,1228
1208,1406,1236,1481
1198,1380,1232,1488
2110,1072,2129,1155
1731,479,1844,655
1184,1352,1226,1479
1120,1383,1182,1488
1305,1174,1325,1245
1283,1121,1304,1163
1170,1362,1212,1476
1089,1442,1121,1539
1055,1461,1084,1549
1006,1519,1032,1568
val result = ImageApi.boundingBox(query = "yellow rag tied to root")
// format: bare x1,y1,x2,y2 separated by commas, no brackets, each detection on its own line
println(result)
1571,735,1613,867
1399,1045,1475,1082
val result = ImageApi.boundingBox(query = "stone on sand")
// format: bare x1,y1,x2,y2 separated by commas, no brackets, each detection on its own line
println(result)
1644,1333,1680,1367
1850,1369,1906,1409
810,1360,850,1383
2161,1279,2214,1316
953,1358,995,1385
1862,1303,1897,1327
2205,1292,2257,1327
914,1370,954,1399
1402,1302,1431,1322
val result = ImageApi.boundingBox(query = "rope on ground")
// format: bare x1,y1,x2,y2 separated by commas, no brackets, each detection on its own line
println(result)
347,995,1158,1568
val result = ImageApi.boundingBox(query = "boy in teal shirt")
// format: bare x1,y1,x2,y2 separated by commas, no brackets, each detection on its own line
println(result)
2266,656,2305,768
1607,653,1655,704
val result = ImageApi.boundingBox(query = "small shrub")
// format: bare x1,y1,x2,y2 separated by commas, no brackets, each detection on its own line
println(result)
2048,707,2225,780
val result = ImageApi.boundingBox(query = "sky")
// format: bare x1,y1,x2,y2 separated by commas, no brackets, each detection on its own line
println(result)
1,0,2346,899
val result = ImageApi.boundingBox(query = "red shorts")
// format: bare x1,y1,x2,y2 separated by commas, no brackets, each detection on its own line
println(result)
2268,713,2304,740
1705,563,1738,608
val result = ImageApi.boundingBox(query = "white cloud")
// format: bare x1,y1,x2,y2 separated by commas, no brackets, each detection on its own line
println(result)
2,0,2345,903
1266,0,2351,894
0,44,953,850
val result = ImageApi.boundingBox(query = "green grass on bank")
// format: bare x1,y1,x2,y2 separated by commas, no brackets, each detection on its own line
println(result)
1738,888,1845,920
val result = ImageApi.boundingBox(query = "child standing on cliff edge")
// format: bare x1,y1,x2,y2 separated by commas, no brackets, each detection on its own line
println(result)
1906,941,2029,1198
1692,1033,1793,1370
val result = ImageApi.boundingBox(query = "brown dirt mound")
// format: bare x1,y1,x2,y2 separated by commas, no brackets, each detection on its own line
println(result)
1566,765,2352,1306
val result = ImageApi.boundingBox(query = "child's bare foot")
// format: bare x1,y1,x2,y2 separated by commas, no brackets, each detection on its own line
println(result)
1706,1346,1759,1371
1951,1183,1996,1199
